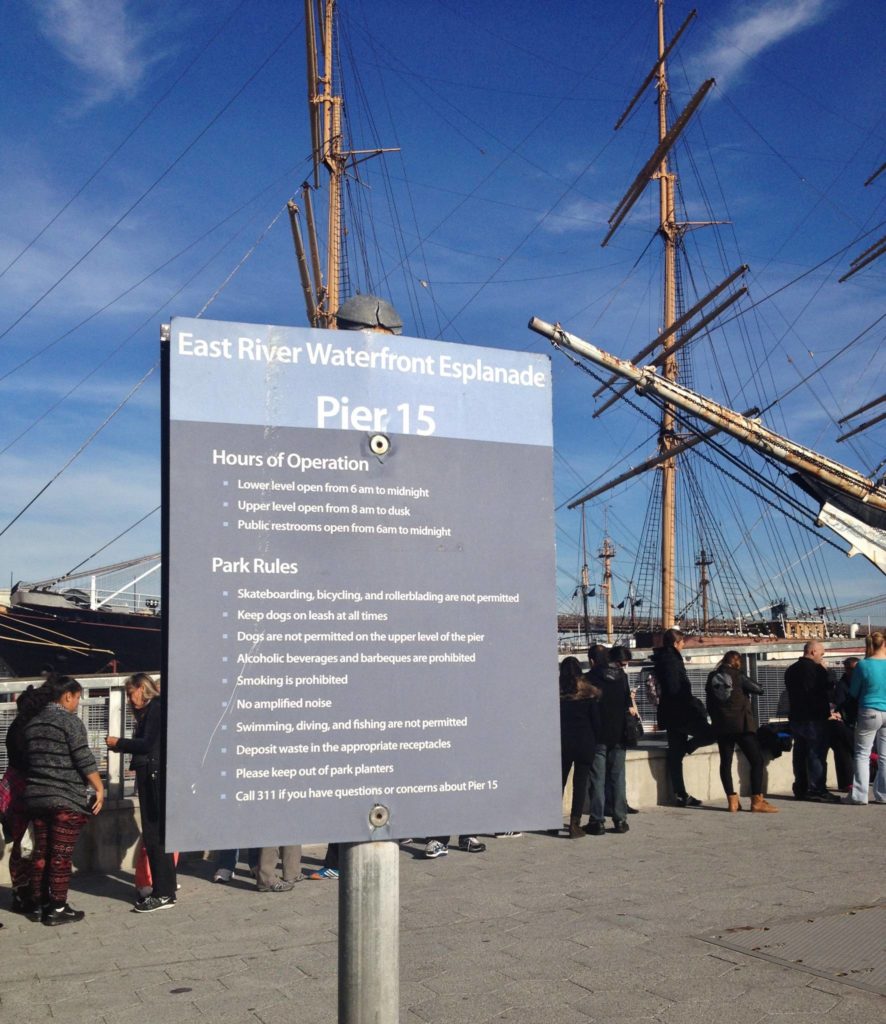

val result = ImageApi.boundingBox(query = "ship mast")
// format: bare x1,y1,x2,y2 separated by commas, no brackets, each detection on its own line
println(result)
596,1,715,632
580,506,592,648
656,0,678,630
696,548,713,631
289,0,397,329
599,536,616,643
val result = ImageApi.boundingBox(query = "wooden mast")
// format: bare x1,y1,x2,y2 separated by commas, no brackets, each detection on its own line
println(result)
696,548,713,631
656,0,678,631
599,536,616,643
319,0,344,326
290,0,399,329
579,506,592,648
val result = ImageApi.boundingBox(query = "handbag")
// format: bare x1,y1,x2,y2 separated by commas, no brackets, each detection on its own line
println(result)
0,765,25,818
624,710,644,748
688,694,710,730
0,769,12,817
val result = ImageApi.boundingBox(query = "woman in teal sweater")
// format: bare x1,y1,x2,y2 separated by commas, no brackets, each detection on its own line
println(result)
846,631,886,805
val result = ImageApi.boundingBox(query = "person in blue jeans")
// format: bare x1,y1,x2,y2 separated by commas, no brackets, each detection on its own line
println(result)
213,848,259,883
586,647,634,835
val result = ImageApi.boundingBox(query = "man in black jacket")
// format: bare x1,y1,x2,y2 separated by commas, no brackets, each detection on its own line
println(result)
652,629,715,807
784,641,840,802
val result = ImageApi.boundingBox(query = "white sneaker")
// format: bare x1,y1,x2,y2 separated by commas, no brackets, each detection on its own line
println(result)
424,840,448,859
212,868,233,883
495,832,522,838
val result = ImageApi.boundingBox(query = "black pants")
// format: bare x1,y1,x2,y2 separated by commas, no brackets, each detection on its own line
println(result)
561,753,592,820
135,768,176,898
827,719,854,790
717,732,764,796
666,724,715,797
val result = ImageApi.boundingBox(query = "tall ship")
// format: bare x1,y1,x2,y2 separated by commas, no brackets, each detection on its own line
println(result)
539,1,885,650
0,3,882,671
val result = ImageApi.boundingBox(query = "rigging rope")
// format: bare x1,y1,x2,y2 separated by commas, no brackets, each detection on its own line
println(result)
0,365,157,540
0,21,301,346
0,0,250,283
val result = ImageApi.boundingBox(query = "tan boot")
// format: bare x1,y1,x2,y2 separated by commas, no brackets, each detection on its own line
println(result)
569,816,587,838
727,794,741,813
750,794,778,813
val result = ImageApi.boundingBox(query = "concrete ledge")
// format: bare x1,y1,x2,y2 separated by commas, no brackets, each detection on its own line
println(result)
0,745,830,884
0,798,144,887
563,741,837,815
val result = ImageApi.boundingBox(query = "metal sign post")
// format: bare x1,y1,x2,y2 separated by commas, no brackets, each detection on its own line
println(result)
339,836,399,1024
163,317,561,1018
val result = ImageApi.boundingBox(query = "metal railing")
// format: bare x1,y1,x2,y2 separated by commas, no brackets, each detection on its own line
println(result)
0,674,142,800
0,652,848,793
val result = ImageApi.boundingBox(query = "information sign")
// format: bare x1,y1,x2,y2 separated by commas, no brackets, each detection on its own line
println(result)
164,316,560,850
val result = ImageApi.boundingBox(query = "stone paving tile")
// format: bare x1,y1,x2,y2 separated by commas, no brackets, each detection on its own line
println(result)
488,1006,594,1024
655,999,768,1024
7,1004,54,1023
419,968,517,998
566,981,673,1018
253,994,336,1024
410,987,527,1024
163,957,249,982
99,1001,208,1024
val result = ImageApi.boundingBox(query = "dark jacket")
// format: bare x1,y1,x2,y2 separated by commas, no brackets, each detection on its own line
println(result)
596,664,631,747
24,703,98,814
559,695,597,763
652,645,697,731
114,697,163,772
705,666,762,735
831,672,857,727
5,715,29,773
784,657,830,722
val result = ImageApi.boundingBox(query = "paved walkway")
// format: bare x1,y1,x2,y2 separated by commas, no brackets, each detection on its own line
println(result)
2,796,883,1023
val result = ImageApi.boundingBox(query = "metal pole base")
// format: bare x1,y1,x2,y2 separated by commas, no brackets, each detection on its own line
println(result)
338,840,399,1024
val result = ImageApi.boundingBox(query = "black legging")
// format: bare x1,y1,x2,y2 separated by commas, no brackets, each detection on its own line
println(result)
716,732,764,796
561,753,593,820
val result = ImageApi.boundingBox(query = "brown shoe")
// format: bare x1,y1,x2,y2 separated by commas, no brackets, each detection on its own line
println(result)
727,794,741,813
750,794,778,813
568,816,587,838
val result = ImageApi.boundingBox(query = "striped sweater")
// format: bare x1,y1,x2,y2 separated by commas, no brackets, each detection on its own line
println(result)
24,703,98,814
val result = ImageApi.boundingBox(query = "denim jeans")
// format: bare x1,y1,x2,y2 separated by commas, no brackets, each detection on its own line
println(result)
589,743,626,823
790,719,828,794
216,848,259,873
851,707,886,804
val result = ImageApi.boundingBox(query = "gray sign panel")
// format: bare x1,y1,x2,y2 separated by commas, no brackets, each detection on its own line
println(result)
166,317,560,850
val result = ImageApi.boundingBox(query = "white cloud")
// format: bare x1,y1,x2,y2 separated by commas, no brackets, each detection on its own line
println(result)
30,0,164,105
694,0,832,90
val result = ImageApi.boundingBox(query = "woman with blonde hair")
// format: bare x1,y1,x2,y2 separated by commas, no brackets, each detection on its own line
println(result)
107,673,177,912
845,631,886,804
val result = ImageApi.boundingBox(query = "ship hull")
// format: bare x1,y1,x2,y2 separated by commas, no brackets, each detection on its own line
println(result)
0,603,162,678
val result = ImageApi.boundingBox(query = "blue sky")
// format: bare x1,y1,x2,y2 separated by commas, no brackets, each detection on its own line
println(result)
0,0,883,622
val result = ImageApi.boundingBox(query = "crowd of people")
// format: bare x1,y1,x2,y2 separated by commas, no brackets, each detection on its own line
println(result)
1,630,883,924
784,632,886,805
559,628,885,823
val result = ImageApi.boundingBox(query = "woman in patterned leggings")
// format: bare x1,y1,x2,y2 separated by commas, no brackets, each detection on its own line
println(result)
25,675,104,926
